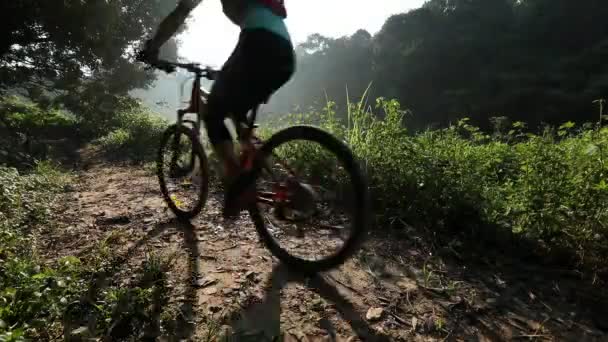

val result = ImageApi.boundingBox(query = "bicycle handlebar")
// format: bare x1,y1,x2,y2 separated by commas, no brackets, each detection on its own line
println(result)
146,59,218,80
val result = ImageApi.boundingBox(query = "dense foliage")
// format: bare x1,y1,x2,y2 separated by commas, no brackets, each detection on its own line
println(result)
266,0,608,130
269,97,608,270
0,95,169,168
0,96,80,168
94,100,169,162
0,0,181,117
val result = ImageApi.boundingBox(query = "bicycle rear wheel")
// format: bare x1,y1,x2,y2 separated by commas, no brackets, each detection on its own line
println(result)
248,125,369,273
157,124,209,220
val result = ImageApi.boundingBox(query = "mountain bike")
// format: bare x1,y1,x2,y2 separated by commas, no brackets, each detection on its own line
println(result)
147,59,369,273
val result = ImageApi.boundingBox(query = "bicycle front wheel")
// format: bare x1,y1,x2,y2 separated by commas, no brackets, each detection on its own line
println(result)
249,125,370,273
157,124,209,220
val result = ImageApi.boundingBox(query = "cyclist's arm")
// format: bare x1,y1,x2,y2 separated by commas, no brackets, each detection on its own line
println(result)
146,0,201,52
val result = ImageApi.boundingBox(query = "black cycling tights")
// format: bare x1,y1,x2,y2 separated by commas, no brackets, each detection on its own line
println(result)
204,28,295,145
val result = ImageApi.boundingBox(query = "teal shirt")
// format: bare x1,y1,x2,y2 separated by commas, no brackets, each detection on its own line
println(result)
241,4,291,43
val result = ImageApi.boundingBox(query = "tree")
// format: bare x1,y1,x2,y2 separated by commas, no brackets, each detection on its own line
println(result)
267,0,608,130
0,0,183,124
264,30,374,120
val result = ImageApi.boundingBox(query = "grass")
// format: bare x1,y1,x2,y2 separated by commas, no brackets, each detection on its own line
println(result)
266,97,608,273
0,162,194,341
0,161,78,340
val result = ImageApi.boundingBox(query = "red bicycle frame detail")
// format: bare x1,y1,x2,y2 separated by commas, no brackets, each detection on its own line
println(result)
174,65,303,208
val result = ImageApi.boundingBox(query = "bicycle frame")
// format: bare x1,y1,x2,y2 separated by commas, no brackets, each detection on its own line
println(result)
176,71,260,146
169,63,308,213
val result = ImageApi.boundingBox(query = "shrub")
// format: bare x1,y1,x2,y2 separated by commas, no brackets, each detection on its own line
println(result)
0,96,79,168
0,96,77,137
94,100,168,162
267,97,608,269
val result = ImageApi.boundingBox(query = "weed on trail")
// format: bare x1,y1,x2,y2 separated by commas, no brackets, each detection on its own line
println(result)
0,162,77,340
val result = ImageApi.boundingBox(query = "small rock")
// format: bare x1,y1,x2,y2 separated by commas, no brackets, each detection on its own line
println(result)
397,279,418,292
194,276,217,288
70,326,90,336
203,287,218,295
366,307,384,321
95,215,129,225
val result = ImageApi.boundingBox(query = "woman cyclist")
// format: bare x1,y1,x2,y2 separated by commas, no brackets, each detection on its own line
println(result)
137,0,295,219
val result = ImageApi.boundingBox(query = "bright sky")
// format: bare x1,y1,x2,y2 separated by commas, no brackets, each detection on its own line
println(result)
179,0,426,67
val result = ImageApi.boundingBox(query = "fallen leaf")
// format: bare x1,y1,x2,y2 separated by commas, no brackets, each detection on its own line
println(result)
366,307,384,321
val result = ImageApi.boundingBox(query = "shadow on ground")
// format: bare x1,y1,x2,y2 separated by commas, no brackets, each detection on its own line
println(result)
223,263,390,342
354,224,608,341
62,217,202,341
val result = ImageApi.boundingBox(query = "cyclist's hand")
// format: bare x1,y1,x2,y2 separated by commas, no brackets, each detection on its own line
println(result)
136,40,159,64
207,69,220,80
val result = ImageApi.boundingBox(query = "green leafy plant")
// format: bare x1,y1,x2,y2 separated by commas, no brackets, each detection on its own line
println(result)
268,97,608,270
94,99,168,162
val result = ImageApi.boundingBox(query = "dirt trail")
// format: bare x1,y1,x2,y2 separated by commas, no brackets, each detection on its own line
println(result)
42,159,608,341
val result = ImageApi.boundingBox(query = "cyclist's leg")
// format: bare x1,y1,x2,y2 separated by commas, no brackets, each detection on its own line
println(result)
204,37,245,181
205,28,295,216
